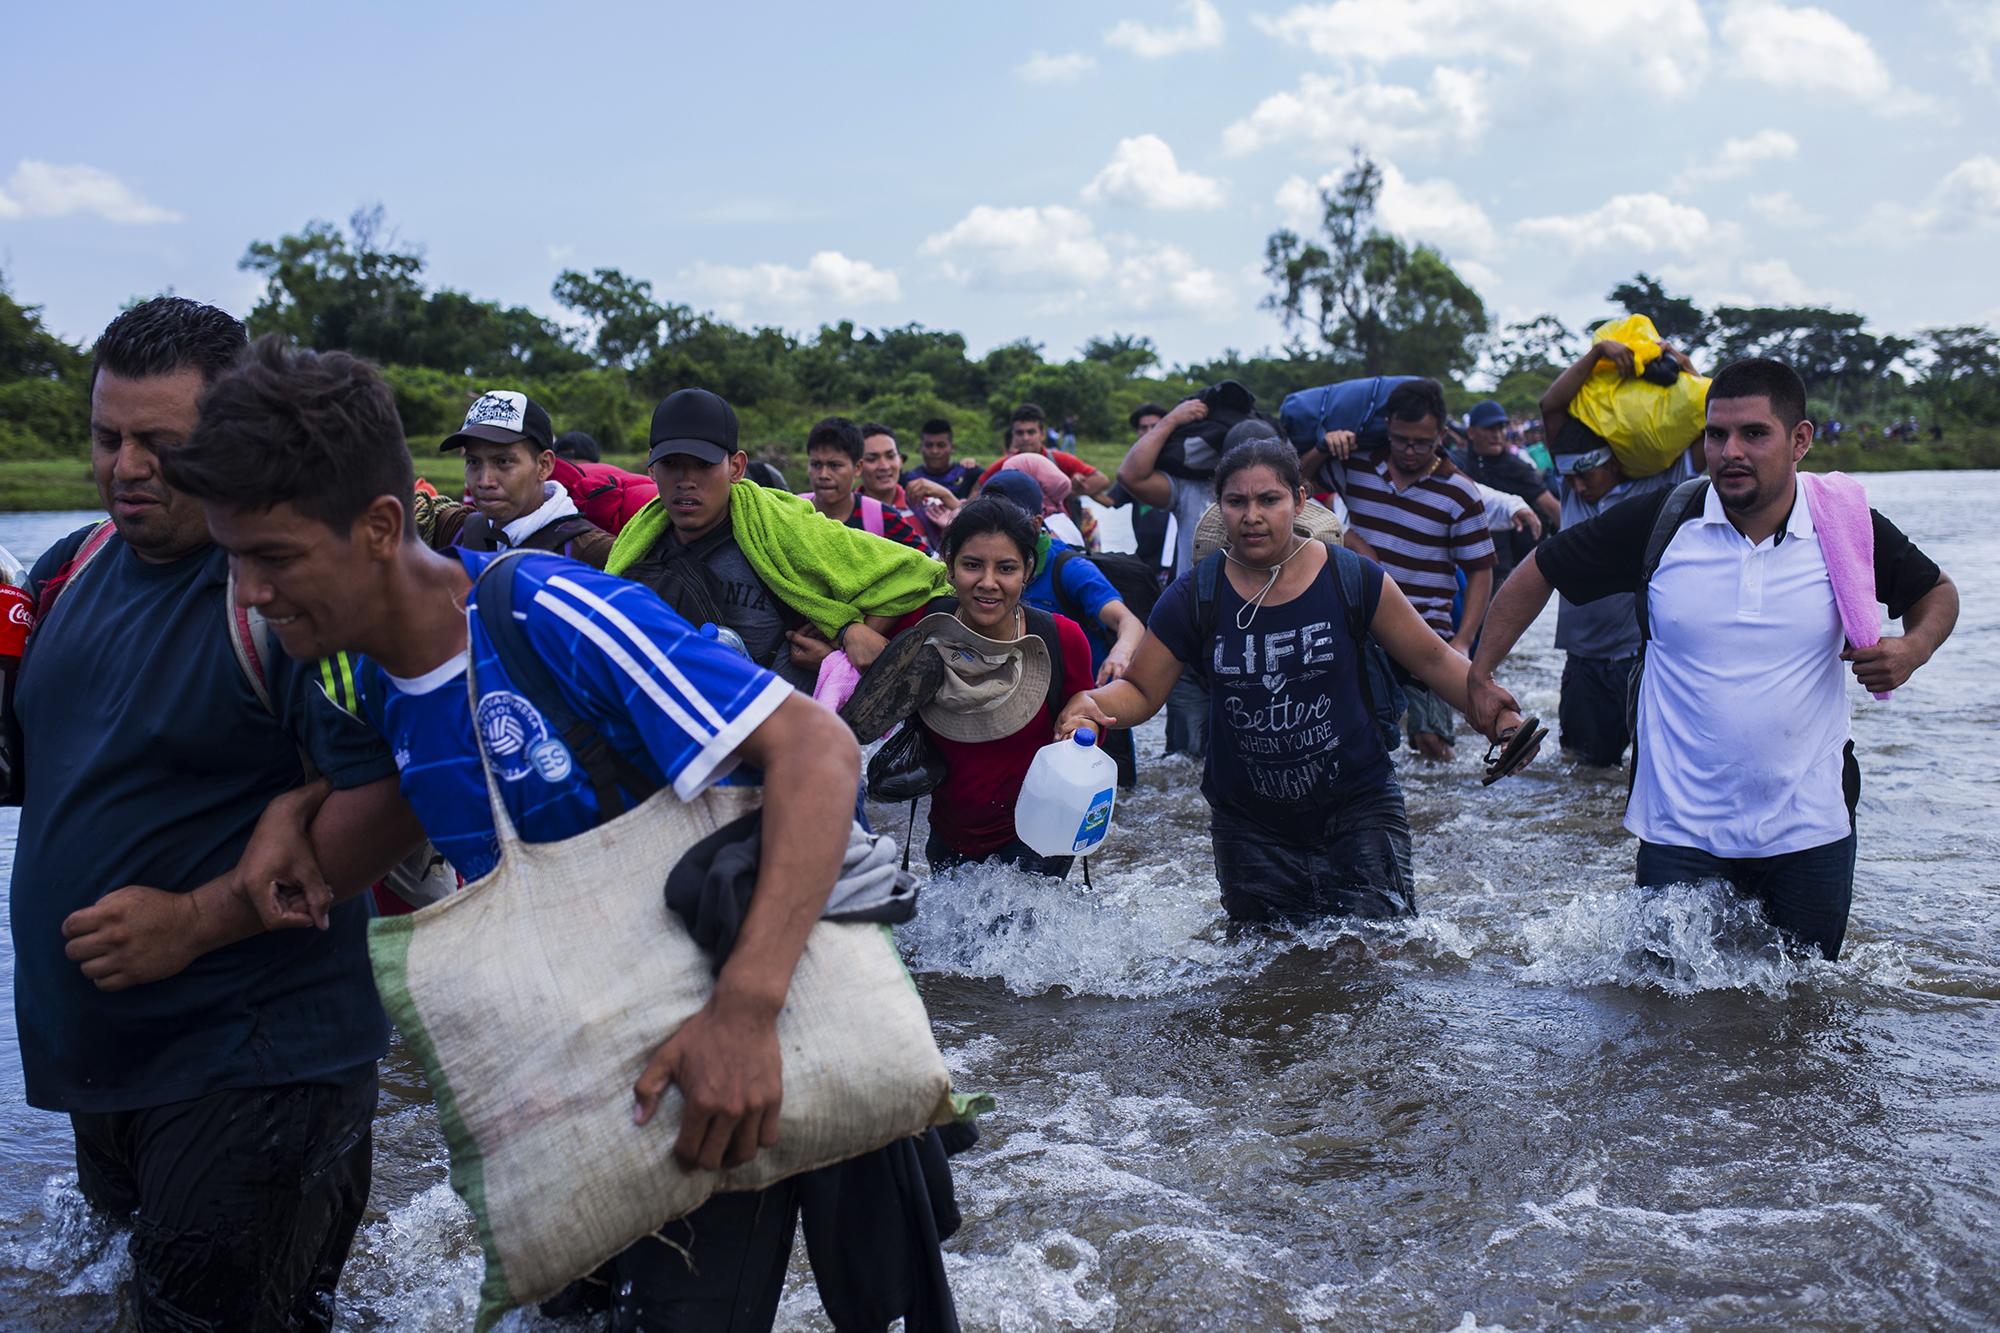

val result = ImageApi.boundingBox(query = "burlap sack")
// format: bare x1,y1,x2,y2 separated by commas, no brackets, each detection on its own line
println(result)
368,733,958,1329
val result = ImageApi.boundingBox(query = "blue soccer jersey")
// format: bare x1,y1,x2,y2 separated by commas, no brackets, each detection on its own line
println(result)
360,550,790,881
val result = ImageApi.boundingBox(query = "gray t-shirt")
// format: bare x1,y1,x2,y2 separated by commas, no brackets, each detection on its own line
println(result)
1553,456,1692,660
1167,475,1215,579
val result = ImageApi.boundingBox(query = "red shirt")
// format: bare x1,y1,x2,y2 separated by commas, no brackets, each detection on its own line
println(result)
891,609,1094,857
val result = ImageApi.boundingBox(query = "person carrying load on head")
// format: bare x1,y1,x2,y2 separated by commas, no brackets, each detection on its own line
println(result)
6,299,427,1332
165,338,969,1333
1057,436,1540,925
1469,357,1958,961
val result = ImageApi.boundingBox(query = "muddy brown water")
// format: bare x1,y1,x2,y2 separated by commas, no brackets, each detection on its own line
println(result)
1,471,1994,1329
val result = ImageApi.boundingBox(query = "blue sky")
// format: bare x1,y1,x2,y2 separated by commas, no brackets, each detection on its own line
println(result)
4,0,1997,372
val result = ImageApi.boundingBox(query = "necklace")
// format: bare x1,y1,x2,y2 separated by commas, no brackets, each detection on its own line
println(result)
1223,534,1310,629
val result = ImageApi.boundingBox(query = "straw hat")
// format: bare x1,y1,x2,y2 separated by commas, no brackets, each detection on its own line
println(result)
1190,497,1345,565
913,611,1053,744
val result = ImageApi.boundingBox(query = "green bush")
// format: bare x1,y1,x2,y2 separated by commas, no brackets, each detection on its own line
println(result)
0,377,89,456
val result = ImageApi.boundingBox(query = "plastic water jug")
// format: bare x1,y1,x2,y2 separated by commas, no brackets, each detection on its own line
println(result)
1014,728,1117,858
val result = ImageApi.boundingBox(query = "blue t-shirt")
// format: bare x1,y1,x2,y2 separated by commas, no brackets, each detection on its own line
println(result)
11,531,397,1113
1149,553,1391,837
359,551,789,882
1024,537,1121,671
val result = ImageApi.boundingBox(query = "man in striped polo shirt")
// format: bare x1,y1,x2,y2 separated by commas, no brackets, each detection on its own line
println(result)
1302,377,1496,759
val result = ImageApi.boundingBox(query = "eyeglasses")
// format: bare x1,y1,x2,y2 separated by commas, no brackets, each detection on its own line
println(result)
1387,434,1438,453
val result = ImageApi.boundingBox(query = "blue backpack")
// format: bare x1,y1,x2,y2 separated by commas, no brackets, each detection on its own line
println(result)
1278,376,1422,455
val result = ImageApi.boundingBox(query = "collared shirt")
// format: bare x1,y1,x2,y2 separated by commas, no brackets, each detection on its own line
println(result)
1535,480,1941,858
1324,453,1496,634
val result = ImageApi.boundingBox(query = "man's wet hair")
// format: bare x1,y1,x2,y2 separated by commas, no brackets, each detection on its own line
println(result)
1009,403,1046,427
162,335,415,537
1708,357,1809,432
1383,378,1447,428
1129,402,1167,431
860,422,897,446
1214,438,1304,497
554,430,600,462
919,417,953,438
940,495,1039,572
91,296,248,394
806,415,864,463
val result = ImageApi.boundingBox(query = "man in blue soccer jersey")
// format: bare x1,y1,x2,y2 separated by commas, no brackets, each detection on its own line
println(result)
163,338,926,1330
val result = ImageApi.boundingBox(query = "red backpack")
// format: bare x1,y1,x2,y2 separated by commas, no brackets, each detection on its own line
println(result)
550,457,657,534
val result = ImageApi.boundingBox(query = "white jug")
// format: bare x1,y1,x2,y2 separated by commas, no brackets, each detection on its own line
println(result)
1014,728,1118,858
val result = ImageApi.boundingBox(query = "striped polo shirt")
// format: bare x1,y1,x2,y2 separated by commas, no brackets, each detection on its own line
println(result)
1327,454,1496,634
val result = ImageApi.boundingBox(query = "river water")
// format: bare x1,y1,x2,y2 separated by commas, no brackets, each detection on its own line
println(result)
0,472,1994,1330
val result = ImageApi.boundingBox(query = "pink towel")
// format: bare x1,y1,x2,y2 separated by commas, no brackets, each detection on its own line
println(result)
1800,470,1891,701
814,649,863,713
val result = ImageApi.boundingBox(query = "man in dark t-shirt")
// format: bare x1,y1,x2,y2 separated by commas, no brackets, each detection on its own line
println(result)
9,299,422,1330
1456,399,1560,581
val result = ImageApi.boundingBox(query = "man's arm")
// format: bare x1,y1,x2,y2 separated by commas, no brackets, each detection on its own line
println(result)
1451,566,1493,655
1843,571,1957,692
1465,552,1559,734
1116,399,1205,507
1094,599,1145,684
1533,489,1562,530
1540,339,1635,442
1369,578,1523,742
632,693,857,1170
1072,467,1114,500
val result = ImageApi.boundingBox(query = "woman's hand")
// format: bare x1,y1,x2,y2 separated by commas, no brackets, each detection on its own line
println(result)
1095,647,1134,686
786,627,834,671
1056,692,1117,740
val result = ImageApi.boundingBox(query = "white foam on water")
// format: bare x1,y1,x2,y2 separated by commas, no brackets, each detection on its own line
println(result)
1516,881,1825,996
939,1230,1118,1332
0,1173,128,1299
1486,1182,1892,1255
336,1181,489,1330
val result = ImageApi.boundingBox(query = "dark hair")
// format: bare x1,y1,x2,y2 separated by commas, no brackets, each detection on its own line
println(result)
1382,377,1447,427
1009,403,1046,427
161,335,414,536
743,459,789,489
91,296,247,394
919,417,953,438
940,495,1038,572
1708,357,1809,432
1214,438,1304,497
859,421,897,446
805,415,863,462
554,429,600,462
1128,402,1167,431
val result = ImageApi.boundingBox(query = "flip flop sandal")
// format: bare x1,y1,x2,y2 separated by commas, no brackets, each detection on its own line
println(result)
1482,716,1548,786
839,627,946,742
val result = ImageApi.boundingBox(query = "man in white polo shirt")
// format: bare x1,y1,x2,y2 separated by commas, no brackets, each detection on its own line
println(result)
1466,358,1958,959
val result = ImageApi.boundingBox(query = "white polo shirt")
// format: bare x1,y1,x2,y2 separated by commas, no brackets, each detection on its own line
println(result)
1629,486,1851,857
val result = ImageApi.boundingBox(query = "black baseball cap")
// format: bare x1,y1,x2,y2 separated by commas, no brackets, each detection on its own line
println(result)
441,391,554,454
647,388,739,467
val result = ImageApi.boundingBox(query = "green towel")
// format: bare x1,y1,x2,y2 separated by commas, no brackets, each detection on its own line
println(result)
608,482,952,637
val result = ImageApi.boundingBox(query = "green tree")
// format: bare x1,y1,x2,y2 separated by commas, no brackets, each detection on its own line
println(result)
551,267,693,370
1708,305,1914,415
1605,273,1712,352
1080,333,1160,376
1918,325,2000,425
1490,314,1579,380
0,272,87,383
1261,151,1486,378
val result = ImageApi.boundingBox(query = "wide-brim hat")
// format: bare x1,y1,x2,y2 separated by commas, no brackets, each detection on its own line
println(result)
912,611,1052,744
1191,496,1345,565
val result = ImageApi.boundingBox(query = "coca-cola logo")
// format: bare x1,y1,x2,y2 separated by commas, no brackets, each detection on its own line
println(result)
7,602,28,628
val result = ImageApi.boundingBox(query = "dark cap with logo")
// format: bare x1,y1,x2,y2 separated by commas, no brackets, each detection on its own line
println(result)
647,388,740,468
441,391,554,454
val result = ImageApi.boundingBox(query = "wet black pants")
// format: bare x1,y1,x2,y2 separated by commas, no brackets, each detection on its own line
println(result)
71,1065,377,1333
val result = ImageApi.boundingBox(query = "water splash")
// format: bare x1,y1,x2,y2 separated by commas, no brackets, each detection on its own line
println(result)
0,1173,128,1300
1517,881,1822,996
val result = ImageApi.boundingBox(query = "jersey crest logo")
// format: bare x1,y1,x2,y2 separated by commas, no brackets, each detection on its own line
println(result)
528,738,574,782
475,690,551,782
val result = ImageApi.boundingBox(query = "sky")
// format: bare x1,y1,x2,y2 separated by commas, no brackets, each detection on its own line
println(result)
3,0,1998,373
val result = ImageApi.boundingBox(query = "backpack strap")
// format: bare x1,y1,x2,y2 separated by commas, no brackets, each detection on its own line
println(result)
473,550,661,820
858,494,886,536
1021,604,1068,722
32,520,115,619
1326,541,1379,719
1636,477,1711,644
1047,547,1087,626
1191,550,1225,682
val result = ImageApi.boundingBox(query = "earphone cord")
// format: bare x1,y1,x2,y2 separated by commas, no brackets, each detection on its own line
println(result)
1225,536,1309,630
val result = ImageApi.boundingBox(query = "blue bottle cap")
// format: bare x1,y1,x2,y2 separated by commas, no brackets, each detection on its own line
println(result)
699,623,720,639
1075,727,1096,747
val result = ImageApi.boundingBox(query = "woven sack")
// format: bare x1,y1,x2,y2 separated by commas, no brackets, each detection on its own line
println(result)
368,678,958,1330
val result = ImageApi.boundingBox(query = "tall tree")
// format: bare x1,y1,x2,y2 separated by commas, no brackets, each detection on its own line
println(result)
1605,273,1712,352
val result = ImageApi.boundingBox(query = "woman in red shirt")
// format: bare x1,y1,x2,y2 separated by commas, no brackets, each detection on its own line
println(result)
897,497,1094,879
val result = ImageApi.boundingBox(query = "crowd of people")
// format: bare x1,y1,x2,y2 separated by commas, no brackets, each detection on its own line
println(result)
0,296,1959,1330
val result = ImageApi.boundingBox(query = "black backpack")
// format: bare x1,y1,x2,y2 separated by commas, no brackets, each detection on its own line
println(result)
458,510,603,555
1048,548,1162,623
1191,541,1405,753
1154,381,1280,481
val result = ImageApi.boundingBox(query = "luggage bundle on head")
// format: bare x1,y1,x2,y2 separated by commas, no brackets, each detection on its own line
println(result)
1568,314,1709,479
1153,380,1282,481
1278,375,1422,456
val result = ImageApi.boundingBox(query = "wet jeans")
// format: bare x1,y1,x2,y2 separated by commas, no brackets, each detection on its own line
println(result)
1209,780,1416,923
1635,830,1858,960
72,1065,377,1332
610,1180,802,1332
1559,654,1639,767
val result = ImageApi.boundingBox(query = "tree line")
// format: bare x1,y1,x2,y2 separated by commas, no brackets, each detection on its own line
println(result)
3,152,1997,466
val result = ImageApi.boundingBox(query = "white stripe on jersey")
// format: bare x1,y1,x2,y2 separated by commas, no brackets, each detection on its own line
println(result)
532,590,716,746
544,574,730,734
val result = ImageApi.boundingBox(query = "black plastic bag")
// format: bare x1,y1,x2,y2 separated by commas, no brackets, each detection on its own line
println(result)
867,723,947,802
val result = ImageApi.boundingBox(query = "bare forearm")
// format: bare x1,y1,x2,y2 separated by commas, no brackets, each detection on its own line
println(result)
311,778,427,903
1899,574,1959,661
1470,553,1555,679
1081,678,1158,730
1540,347,1602,420
1456,568,1494,640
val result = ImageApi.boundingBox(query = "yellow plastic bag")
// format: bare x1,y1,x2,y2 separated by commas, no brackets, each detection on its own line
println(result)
1571,314,1708,478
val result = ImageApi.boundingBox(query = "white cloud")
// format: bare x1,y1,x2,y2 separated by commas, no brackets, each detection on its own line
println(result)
1274,161,1495,257
0,160,181,224
1252,0,1711,97
921,205,1112,290
1016,50,1096,83
1670,129,1799,192
1515,193,1717,256
1718,3,1924,110
1081,135,1225,211
1222,66,1489,157
1105,0,1224,58
680,251,900,319
1914,154,2000,234
1747,190,1821,227
1948,0,2000,85
1734,258,1844,306
1108,241,1231,314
